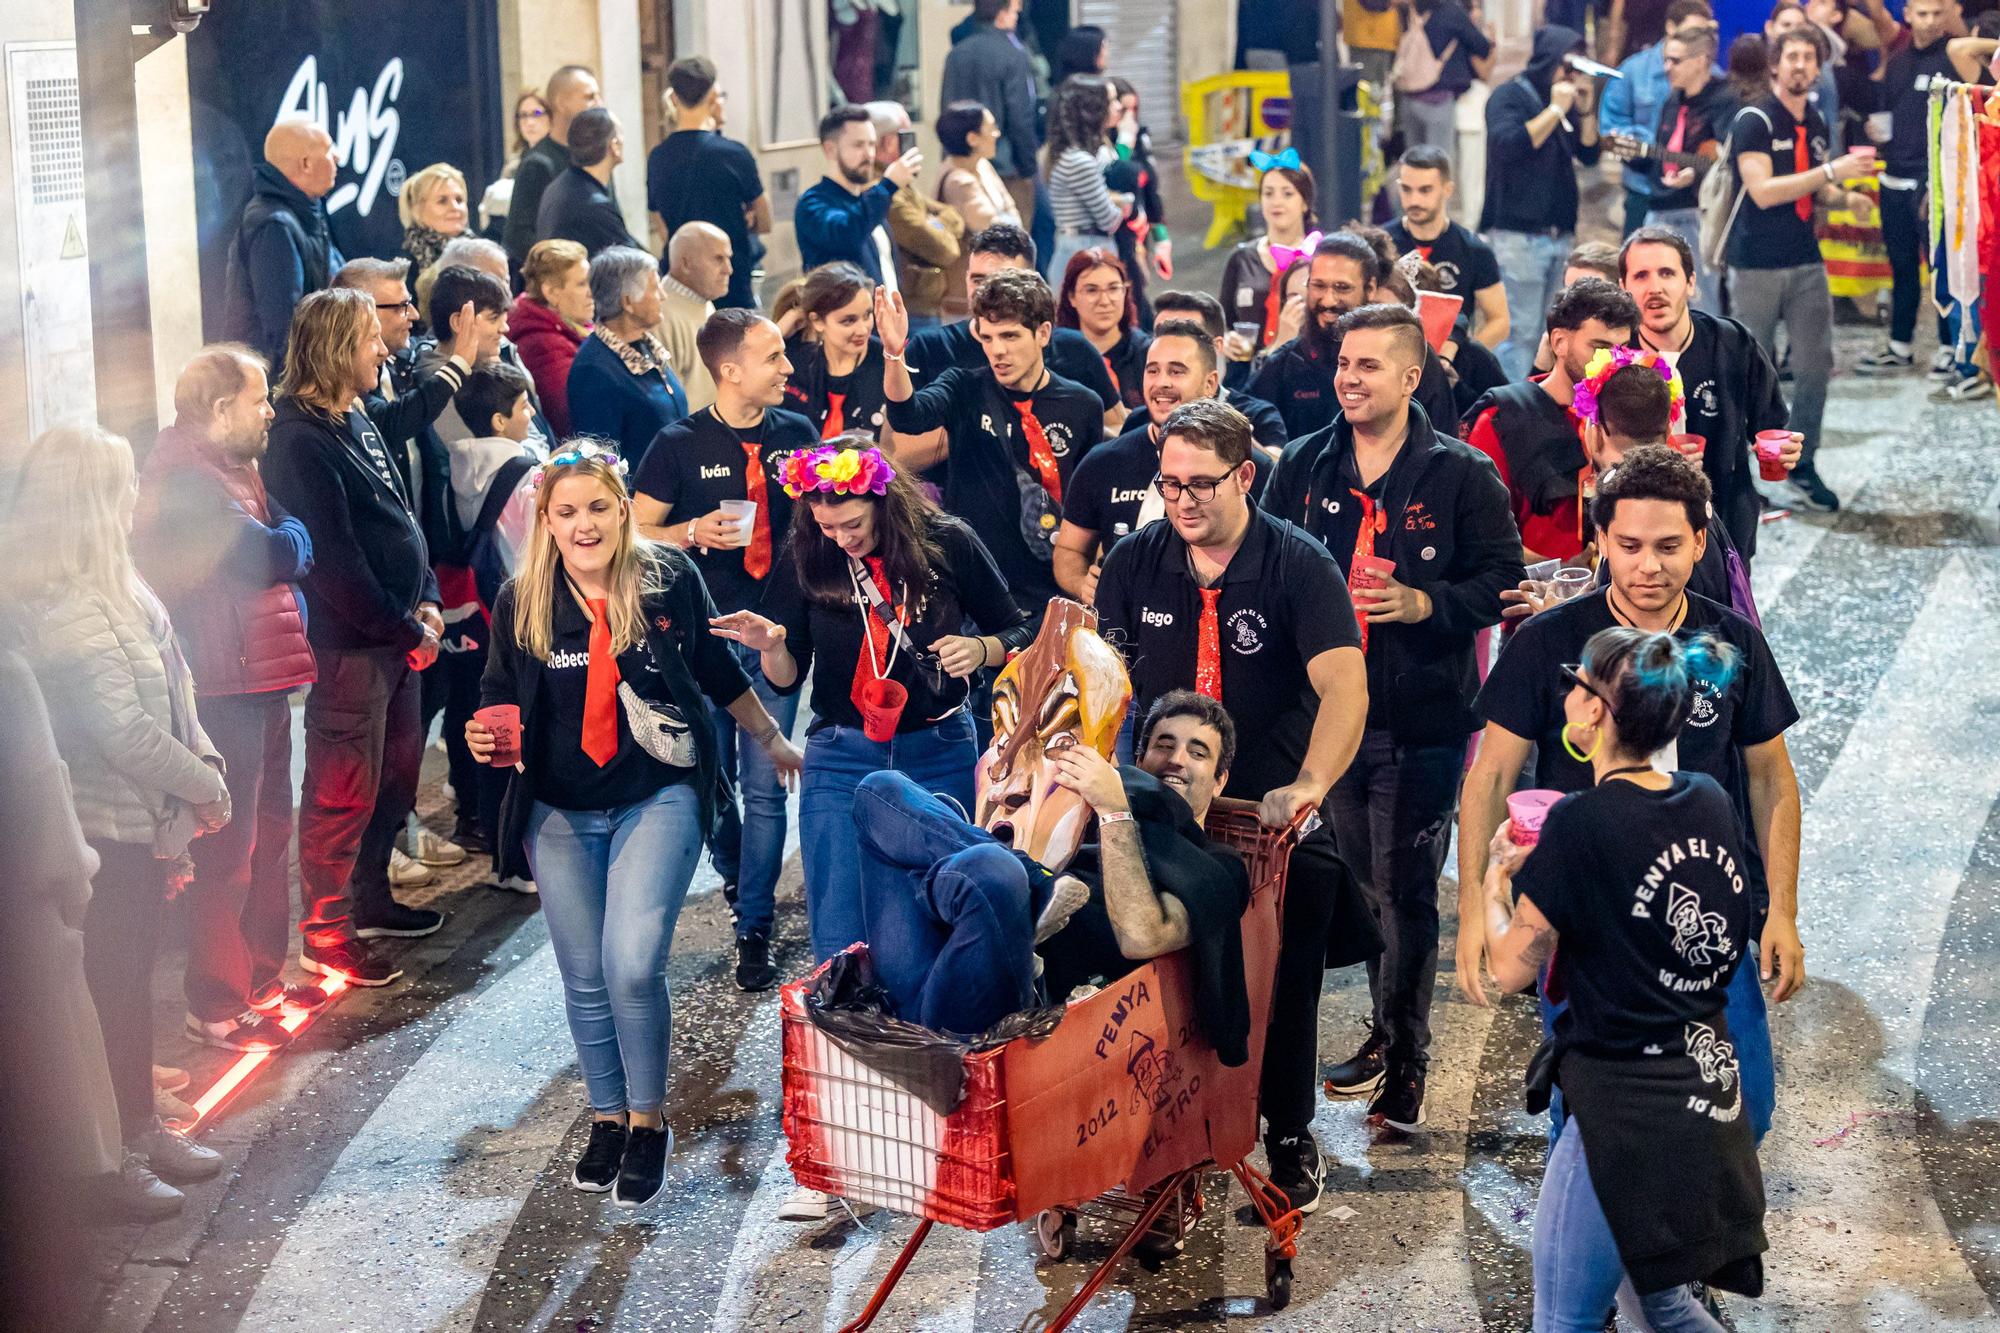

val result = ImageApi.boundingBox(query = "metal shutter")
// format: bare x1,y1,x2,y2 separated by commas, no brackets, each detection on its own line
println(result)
7,42,97,434
1077,0,1180,144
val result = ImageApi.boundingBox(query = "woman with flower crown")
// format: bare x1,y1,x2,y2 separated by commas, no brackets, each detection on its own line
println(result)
466,439,802,1211
711,436,1036,965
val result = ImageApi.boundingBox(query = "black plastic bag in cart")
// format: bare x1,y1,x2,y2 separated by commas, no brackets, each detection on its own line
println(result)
803,949,1065,1117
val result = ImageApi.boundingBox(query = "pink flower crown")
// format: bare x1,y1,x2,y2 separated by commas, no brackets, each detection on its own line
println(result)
780,445,896,499
531,440,629,491
1571,346,1685,431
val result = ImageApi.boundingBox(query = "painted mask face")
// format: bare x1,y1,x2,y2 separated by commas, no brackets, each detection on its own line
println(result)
976,597,1132,869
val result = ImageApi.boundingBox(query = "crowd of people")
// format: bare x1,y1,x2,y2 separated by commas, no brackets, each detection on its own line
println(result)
14,0,1992,1320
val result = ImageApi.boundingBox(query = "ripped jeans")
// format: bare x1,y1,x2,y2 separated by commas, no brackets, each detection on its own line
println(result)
1326,729,1465,1068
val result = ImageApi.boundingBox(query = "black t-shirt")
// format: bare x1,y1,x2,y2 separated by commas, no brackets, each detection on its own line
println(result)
1728,98,1827,270
904,320,1122,413
1094,328,1152,411
886,365,1105,612
1514,774,1752,1057
1225,388,1292,453
630,405,817,614
1879,37,1957,177
1652,81,1741,212
1064,415,1272,540
781,335,892,441
1095,502,1363,797
759,514,1033,732
647,130,765,310
1384,219,1502,298
531,590,695,812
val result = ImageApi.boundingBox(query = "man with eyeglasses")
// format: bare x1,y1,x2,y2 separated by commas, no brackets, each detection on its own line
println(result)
1457,446,1803,1155
1094,396,1369,1216
1246,233,1458,443
1263,304,1521,1132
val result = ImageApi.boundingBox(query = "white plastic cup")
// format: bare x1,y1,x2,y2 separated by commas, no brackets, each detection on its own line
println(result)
719,499,757,548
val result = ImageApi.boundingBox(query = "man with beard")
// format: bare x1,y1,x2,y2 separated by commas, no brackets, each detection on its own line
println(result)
135,345,323,1048
1482,28,1602,379
794,104,923,287
1052,320,1276,604
1458,447,1805,1155
1463,279,1638,563
1245,233,1458,441
1621,226,1790,560
1263,305,1520,1130
1095,397,1370,1213
1724,26,1878,512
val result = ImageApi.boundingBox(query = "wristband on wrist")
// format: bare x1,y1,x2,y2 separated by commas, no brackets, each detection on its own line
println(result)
1098,809,1135,827
883,348,906,362
1149,223,1170,242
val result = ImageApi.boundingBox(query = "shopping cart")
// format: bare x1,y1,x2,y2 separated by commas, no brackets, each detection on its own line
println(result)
779,798,1314,1330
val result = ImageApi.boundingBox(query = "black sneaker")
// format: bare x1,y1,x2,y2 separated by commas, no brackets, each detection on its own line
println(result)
1854,345,1914,375
301,938,404,987
572,1119,628,1193
184,1009,295,1052
735,932,778,992
614,1124,673,1208
1264,1130,1324,1215
248,981,332,1013
353,903,445,939
1369,1062,1427,1133
450,820,494,856
1323,1024,1388,1098
1785,470,1841,513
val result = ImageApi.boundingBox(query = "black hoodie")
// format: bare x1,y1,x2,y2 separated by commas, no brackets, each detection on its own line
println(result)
1265,399,1524,742
1481,27,1600,234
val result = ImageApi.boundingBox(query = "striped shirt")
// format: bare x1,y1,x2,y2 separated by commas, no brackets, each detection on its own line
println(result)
1047,148,1122,235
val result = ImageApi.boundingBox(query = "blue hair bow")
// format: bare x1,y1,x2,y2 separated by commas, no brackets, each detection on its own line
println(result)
1248,146,1302,173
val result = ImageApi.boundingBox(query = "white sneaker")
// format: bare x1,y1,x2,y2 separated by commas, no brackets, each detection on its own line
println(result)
1034,874,1091,945
1929,348,1959,382
490,874,538,894
777,1186,831,1221
388,847,437,887
397,817,466,867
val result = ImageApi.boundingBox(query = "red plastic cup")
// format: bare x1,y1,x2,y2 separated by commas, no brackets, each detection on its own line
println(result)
855,678,908,743
1506,789,1563,847
474,704,521,767
1352,554,1397,591
1755,430,1790,481
1417,290,1464,351
1670,433,1706,462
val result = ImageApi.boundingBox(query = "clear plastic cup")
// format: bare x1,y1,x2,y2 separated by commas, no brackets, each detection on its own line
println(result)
719,499,757,547
1551,567,1594,601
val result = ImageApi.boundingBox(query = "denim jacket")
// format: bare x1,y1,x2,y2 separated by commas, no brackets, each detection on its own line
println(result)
1600,43,1671,197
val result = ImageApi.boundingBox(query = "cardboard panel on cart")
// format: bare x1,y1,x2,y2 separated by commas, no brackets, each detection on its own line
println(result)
1001,878,1281,1218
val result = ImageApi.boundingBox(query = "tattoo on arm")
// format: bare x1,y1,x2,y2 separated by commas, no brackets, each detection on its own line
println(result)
1513,901,1557,971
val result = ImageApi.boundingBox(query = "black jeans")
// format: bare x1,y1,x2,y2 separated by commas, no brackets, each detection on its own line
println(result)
1878,182,1926,348
82,839,169,1140
1326,729,1464,1069
1259,828,1345,1137
297,646,423,948
184,690,297,1021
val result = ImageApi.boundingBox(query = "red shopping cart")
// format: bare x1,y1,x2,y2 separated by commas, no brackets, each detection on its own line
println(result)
779,798,1313,1330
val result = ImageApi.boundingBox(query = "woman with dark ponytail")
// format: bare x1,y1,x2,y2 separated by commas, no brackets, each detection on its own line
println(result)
1480,625,1766,1331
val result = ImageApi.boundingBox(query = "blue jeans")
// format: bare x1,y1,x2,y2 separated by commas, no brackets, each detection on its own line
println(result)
853,770,1038,1035
799,712,980,961
1490,228,1573,380
706,640,801,938
1543,959,1773,1147
1533,1120,1727,1331
525,785,705,1115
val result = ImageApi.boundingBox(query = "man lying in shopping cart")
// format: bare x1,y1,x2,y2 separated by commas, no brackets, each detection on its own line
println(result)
850,598,1252,1060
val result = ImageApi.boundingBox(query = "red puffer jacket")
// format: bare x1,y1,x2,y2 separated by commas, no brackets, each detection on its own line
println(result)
508,293,588,438
135,423,317,697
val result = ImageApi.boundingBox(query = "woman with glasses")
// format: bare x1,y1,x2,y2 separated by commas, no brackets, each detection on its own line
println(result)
1054,247,1150,413
709,439,1034,967
467,441,801,1210
479,91,553,235
1480,626,1765,1331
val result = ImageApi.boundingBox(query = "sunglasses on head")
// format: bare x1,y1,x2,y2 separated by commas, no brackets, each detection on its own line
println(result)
1560,662,1617,712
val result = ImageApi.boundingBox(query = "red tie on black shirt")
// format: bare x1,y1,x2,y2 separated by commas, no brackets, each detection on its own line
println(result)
740,441,772,581
1012,400,1063,502
582,598,620,766
849,556,901,717
1347,488,1387,652
1195,586,1223,699
822,391,847,440
1793,130,1813,222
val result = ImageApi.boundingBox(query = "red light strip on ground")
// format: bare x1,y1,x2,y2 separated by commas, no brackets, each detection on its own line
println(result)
170,972,352,1135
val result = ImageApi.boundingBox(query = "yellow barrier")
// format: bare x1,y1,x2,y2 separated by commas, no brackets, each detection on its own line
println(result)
1181,70,1293,249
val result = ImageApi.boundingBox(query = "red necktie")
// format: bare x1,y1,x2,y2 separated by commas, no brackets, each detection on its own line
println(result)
1012,400,1063,502
1347,489,1387,652
740,441,773,580
1102,355,1121,401
1195,586,1223,699
822,391,847,440
582,598,620,766
1263,276,1286,345
850,556,899,714
1665,105,1688,154
1794,131,1813,222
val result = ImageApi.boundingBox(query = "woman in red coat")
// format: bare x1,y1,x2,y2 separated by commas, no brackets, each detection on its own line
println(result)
508,238,594,438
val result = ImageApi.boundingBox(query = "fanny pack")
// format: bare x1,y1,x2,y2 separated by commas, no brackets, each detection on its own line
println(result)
617,682,698,767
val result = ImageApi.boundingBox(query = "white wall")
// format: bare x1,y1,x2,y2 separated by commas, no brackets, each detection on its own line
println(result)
0,5,80,449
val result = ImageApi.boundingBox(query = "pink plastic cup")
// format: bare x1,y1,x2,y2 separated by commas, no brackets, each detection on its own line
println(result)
474,704,521,768
1352,554,1397,591
1506,789,1563,847
1670,433,1706,462
1755,430,1790,481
